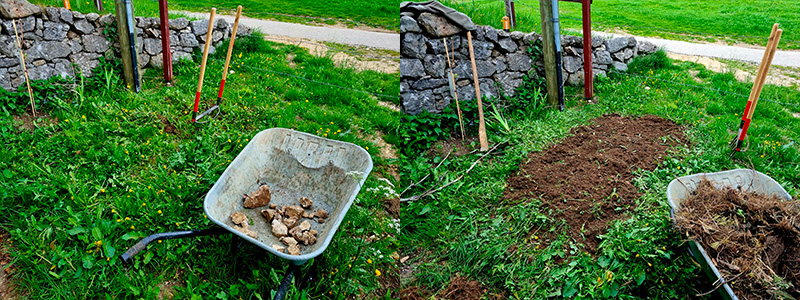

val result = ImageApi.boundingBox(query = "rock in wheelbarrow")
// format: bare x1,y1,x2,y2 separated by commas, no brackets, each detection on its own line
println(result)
243,185,271,208
284,205,304,218
271,219,288,237
260,209,278,222
299,197,313,208
230,212,258,239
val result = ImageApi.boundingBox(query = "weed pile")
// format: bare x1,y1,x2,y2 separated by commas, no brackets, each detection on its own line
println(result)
504,115,685,253
675,179,800,300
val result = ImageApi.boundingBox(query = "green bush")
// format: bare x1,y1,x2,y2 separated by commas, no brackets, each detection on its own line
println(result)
627,50,671,74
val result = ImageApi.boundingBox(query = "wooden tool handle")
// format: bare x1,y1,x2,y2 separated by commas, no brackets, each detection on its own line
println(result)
467,31,489,151
196,8,216,94
747,29,782,119
221,6,243,81
746,24,779,106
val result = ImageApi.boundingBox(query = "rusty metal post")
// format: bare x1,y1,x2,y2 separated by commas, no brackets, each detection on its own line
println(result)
158,0,173,82
582,0,593,99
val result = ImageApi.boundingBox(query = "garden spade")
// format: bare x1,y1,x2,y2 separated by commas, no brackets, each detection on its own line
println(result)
730,24,782,157
192,8,217,123
210,5,244,118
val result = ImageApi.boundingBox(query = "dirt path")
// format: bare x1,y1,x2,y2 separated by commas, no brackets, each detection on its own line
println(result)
667,53,800,90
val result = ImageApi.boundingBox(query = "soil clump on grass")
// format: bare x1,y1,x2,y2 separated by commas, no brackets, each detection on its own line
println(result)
675,179,800,300
504,114,685,254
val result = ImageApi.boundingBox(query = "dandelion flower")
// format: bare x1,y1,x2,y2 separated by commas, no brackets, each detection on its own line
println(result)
375,269,381,276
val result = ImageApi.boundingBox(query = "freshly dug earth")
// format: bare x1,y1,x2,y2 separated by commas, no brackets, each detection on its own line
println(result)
504,115,685,254
398,275,484,300
675,179,800,300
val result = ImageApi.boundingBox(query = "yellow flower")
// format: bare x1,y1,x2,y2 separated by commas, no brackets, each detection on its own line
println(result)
125,217,130,221
367,259,372,264
636,253,640,258
158,210,162,214
142,203,146,206
101,189,105,193
130,225,135,230
365,146,369,150
375,269,381,276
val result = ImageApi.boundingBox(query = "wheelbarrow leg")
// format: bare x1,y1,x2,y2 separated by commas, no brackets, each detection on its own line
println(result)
120,227,229,262
273,264,300,300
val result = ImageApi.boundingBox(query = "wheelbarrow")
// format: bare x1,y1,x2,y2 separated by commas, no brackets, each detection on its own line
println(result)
666,169,792,300
120,128,373,299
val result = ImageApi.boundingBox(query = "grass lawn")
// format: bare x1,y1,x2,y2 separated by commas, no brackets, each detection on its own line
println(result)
395,51,800,298
0,34,400,299
444,0,800,49
31,0,401,30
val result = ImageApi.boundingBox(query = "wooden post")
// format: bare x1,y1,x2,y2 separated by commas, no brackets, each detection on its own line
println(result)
539,0,558,106
467,31,489,151
581,0,593,99
115,0,136,91
158,0,172,83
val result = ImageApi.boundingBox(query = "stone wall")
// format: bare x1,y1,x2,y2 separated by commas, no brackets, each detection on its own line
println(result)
0,4,251,91
400,10,658,115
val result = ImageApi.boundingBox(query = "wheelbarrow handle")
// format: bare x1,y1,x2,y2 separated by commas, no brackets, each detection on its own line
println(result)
273,264,300,300
120,227,229,262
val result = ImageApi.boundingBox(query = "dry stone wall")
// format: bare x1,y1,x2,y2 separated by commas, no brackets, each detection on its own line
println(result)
400,10,658,115
0,4,251,91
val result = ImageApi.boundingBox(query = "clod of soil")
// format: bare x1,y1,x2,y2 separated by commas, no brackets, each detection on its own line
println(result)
269,203,277,209
314,209,328,219
283,217,299,229
230,212,258,238
284,205,304,218
300,197,313,208
440,275,484,300
675,179,800,300
504,115,685,254
243,185,272,208
258,196,322,255
272,244,286,253
231,212,247,225
261,209,278,222
280,237,298,247
271,219,288,237
317,218,326,224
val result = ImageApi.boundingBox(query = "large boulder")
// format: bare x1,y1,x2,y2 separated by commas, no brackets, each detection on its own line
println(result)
562,55,582,73
417,12,462,37
27,41,71,61
83,35,110,53
606,36,632,53
42,21,69,40
399,15,420,33
0,0,42,19
401,32,426,59
401,58,425,79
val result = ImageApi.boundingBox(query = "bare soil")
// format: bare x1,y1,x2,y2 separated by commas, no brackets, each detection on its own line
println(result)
160,116,180,136
12,113,58,131
504,115,685,254
428,136,481,157
675,179,800,300
0,230,18,300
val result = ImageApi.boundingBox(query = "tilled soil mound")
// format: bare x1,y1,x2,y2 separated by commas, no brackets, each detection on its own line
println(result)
675,179,800,300
504,115,685,254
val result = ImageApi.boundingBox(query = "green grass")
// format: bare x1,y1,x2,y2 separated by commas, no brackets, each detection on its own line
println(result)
32,0,401,30
0,34,400,299
444,0,800,49
396,51,800,298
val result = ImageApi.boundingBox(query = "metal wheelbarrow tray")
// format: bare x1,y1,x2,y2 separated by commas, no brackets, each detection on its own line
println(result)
120,128,373,297
666,169,792,300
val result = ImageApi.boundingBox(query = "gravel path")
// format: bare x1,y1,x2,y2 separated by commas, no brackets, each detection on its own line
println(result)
180,11,400,52
594,31,800,68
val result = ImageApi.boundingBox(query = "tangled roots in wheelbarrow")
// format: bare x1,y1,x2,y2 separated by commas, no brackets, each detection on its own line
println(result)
675,179,800,300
